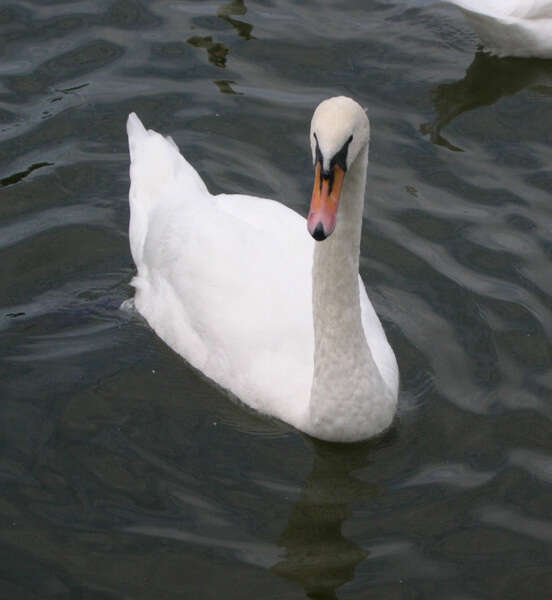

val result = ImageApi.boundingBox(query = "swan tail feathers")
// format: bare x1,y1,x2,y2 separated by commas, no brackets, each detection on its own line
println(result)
127,112,148,154
126,112,210,264
127,113,207,195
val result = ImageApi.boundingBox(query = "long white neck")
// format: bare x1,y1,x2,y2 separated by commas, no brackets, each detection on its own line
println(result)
307,145,395,442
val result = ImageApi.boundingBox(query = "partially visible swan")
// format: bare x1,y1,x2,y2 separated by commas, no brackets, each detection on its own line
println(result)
444,0,552,58
126,96,399,442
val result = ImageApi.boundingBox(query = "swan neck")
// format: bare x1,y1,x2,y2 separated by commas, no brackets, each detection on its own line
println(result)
312,146,368,332
307,144,395,442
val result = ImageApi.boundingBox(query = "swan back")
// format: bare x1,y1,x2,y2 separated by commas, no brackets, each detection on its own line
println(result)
447,0,552,57
448,0,552,19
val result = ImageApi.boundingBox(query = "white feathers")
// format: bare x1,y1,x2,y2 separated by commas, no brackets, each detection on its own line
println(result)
445,0,552,57
126,98,399,442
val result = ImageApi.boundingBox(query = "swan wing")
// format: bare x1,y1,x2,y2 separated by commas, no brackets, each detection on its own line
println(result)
128,114,316,420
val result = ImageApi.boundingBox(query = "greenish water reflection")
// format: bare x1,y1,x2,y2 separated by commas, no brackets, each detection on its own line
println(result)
218,0,256,41
273,438,387,599
187,0,255,69
422,51,552,151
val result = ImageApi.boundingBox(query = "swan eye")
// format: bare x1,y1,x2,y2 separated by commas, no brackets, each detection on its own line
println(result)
313,133,323,166
313,133,353,174
331,135,353,172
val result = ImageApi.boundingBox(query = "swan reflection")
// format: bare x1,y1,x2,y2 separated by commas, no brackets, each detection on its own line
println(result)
272,437,389,599
421,51,552,151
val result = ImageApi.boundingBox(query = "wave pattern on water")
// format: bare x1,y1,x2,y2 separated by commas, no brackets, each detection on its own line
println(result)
1,1,552,598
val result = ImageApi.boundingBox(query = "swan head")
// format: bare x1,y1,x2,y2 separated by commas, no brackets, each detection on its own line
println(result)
307,96,370,241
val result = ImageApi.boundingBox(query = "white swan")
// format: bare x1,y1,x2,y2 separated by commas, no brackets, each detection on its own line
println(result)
126,96,399,442
445,0,552,58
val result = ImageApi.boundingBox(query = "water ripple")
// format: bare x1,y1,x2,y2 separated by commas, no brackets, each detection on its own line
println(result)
1,1,552,598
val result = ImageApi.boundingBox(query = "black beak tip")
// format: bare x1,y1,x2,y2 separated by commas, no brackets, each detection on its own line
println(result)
311,222,328,241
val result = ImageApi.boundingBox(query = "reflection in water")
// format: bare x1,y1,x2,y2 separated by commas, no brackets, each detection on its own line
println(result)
421,51,552,151
214,80,243,95
3,0,552,596
187,1,255,71
217,0,256,41
272,437,388,599
187,36,229,68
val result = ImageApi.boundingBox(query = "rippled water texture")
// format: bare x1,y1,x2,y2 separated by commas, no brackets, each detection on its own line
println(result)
2,0,552,598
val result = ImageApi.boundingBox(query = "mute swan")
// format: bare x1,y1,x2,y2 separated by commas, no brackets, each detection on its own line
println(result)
126,96,399,442
445,0,552,58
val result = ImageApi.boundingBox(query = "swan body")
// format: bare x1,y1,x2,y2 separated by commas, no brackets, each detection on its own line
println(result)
126,97,398,442
445,0,552,58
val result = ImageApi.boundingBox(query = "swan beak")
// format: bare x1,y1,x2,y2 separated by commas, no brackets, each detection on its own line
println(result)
307,163,345,241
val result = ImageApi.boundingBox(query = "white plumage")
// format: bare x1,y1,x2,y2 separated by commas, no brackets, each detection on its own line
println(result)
445,0,552,58
126,97,398,442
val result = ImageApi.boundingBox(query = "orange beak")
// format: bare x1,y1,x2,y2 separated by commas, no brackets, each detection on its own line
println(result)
307,162,345,241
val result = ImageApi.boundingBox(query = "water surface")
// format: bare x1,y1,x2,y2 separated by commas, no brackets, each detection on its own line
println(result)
2,0,552,598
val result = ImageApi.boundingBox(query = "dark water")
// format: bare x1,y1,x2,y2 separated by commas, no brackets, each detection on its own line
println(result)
1,0,552,597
